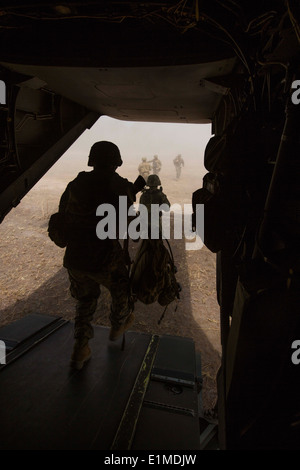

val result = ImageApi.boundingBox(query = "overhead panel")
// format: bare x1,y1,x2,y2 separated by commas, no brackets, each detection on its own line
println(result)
1,58,236,124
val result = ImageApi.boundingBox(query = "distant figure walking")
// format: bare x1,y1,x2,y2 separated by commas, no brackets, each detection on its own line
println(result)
149,155,162,176
173,154,184,180
138,157,152,181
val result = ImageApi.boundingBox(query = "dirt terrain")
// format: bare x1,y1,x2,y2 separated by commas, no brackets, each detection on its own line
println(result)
0,156,221,411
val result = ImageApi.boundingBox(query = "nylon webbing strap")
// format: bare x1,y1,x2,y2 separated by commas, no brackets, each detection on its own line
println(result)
110,334,160,450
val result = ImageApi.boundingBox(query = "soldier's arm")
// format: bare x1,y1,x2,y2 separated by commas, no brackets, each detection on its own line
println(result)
160,192,171,209
139,192,146,208
110,173,136,204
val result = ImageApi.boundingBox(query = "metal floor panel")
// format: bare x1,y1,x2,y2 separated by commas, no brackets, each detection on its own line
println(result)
0,315,202,450
0,313,63,352
132,406,201,450
0,320,151,450
132,335,201,450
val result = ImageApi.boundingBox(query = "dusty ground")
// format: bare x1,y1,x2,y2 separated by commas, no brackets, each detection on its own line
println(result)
0,157,221,411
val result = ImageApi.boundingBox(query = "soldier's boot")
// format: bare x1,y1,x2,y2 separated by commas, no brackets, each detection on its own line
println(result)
109,313,135,341
70,337,92,370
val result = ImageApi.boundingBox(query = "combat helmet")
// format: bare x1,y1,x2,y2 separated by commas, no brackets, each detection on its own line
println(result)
142,157,147,162
147,174,161,187
88,141,123,168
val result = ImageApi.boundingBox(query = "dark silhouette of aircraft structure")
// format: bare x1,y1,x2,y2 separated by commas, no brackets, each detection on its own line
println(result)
0,1,299,450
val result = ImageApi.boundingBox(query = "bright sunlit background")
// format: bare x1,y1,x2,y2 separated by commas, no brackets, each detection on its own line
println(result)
46,115,213,182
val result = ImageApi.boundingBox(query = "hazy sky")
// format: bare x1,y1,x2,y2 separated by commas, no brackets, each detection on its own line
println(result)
56,115,213,172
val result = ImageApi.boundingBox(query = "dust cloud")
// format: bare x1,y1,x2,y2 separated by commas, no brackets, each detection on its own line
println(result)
44,116,212,188
0,117,221,410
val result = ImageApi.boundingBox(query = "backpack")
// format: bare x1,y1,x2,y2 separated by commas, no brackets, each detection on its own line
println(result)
192,172,228,253
130,239,181,313
48,212,69,248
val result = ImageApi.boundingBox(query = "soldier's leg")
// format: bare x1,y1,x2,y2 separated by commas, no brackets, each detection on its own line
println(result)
108,266,133,328
90,242,134,340
108,270,135,341
67,268,100,369
94,262,133,327
68,268,100,339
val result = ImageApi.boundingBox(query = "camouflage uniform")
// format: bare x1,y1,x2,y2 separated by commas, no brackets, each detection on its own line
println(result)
138,158,152,181
173,154,184,179
59,162,135,340
139,174,170,238
150,155,162,175
132,175,179,308
67,242,131,338
149,155,161,175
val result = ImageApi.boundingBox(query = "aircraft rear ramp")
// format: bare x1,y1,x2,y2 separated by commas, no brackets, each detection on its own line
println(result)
0,314,204,450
